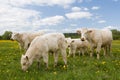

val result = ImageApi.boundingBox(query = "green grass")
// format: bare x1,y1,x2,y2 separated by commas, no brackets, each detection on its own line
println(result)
0,40,120,80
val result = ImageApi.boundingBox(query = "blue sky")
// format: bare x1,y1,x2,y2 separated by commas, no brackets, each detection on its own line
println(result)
0,0,120,34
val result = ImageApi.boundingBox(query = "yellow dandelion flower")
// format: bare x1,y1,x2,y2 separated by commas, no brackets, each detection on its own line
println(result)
101,61,106,65
26,70,28,73
53,71,57,75
63,65,66,68
63,65,67,69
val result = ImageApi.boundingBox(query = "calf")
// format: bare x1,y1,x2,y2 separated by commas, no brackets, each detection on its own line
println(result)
21,33,67,71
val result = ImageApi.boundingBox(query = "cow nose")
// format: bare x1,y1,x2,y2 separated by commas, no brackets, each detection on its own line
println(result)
81,38,85,41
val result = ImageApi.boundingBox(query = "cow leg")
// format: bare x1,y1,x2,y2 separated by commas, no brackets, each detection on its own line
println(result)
81,49,85,56
78,51,81,56
90,47,94,57
68,48,72,57
96,43,102,59
61,49,67,66
108,44,112,56
73,49,76,57
43,53,48,69
103,46,107,56
54,51,59,67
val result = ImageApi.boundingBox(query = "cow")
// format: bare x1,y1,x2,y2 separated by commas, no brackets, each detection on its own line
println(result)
77,28,113,59
21,33,67,71
11,31,44,51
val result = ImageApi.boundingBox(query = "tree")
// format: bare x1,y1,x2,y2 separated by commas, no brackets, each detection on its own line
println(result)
111,29,120,40
2,31,12,40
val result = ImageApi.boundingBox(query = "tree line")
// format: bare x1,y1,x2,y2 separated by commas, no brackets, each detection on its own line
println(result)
0,29,120,40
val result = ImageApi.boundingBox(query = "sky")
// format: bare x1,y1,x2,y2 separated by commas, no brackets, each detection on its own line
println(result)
0,0,120,35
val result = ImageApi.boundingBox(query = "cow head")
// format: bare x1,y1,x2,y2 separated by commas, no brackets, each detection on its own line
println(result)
21,54,31,71
10,32,20,41
77,28,92,41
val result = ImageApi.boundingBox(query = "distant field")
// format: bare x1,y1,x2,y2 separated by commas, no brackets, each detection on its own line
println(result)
0,40,120,80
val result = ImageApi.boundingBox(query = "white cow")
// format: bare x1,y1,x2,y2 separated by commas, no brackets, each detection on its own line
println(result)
65,38,89,57
77,28,113,59
65,37,72,48
21,33,67,71
69,39,89,57
11,31,44,50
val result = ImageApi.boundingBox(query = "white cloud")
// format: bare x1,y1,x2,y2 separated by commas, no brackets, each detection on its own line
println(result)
0,4,41,34
65,11,92,19
77,0,92,3
70,24,77,27
98,20,106,23
91,6,100,10
71,7,89,12
71,7,81,12
0,1,66,34
83,7,89,11
6,0,75,8
40,16,65,25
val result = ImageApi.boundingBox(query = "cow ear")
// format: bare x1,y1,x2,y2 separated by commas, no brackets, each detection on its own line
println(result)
87,30,92,33
76,30,81,34
26,56,29,61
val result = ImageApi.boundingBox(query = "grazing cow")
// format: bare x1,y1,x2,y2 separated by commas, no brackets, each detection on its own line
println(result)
11,31,44,50
77,28,113,59
21,33,67,71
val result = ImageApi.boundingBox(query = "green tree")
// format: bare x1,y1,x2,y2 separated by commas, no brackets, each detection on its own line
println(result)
2,31,12,40
111,29,120,40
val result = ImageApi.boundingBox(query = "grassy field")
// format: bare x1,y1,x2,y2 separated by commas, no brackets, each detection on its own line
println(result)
0,40,120,80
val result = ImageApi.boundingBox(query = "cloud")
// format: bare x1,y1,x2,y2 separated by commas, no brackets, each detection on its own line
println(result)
40,15,65,26
0,2,65,34
6,0,75,8
91,6,100,10
71,7,81,12
77,0,92,3
70,24,77,27
98,20,106,23
71,6,89,12
0,4,41,34
65,11,92,19
83,7,89,11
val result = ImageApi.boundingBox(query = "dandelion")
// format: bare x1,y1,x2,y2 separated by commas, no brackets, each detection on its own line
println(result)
101,61,106,65
26,70,28,73
53,71,57,75
63,65,67,70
